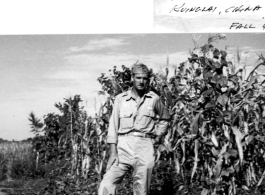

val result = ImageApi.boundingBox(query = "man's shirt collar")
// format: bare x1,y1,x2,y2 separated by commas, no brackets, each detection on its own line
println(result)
125,87,152,101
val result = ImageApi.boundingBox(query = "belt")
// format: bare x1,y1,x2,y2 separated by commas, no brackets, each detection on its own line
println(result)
118,131,152,138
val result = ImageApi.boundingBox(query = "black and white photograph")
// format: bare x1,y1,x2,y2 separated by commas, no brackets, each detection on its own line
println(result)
0,1,265,195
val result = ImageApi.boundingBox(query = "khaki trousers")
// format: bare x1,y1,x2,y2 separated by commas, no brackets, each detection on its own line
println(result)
98,136,155,195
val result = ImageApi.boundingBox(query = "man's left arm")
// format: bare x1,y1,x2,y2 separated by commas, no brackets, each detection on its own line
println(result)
153,98,171,144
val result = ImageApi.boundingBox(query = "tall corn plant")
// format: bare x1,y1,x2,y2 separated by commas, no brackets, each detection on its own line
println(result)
31,94,112,184
55,95,87,178
155,34,265,194
28,112,44,170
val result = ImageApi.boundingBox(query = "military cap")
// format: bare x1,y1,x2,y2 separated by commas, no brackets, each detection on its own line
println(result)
131,63,150,75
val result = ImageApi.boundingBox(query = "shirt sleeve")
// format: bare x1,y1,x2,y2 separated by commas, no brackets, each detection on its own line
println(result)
154,98,170,137
106,97,120,144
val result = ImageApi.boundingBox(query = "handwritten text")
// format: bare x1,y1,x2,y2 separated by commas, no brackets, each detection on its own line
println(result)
168,3,264,30
170,3,262,14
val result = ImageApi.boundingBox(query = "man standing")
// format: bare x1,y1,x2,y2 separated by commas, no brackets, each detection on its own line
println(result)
98,63,170,195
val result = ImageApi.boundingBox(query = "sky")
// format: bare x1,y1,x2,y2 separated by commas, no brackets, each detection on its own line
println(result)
0,33,265,141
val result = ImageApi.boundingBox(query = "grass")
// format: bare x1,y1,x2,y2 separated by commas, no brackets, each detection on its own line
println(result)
0,141,46,195
0,178,48,195
0,141,33,181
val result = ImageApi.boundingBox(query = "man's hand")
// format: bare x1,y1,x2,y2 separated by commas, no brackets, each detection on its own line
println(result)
106,143,119,171
106,153,119,171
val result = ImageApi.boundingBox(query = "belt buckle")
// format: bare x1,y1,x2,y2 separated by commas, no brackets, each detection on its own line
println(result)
133,132,142,137
121,131,151,138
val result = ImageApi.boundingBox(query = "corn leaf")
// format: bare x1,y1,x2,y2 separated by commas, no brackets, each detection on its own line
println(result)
232,126,244,164
211,132,219,148
191,139,199,180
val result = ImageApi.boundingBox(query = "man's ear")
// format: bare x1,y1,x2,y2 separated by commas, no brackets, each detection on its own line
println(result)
131,75,134,82
147,78,151,87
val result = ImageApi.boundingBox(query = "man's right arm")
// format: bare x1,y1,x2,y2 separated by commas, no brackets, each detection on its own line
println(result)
107,96,120,144
106,96,120,170
106,143,119,170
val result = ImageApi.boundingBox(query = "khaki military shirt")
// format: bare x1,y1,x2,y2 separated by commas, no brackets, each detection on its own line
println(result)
107,88,170,144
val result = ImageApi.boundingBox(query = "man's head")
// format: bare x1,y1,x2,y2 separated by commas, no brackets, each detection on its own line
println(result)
131,63,150,91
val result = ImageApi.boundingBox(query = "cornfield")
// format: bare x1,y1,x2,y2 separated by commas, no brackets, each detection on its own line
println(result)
0,141,32,181
4,34,265,194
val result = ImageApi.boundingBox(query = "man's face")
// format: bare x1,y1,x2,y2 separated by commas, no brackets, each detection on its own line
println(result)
132,73,149,91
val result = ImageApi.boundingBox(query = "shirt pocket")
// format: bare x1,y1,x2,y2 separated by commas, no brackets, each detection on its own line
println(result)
143,109,155,117
139,109,155,128
119,110,133,130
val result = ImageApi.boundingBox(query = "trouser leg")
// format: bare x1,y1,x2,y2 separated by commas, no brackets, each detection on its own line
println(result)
132,138,155,195
98,136,134,195
98,162,131,195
